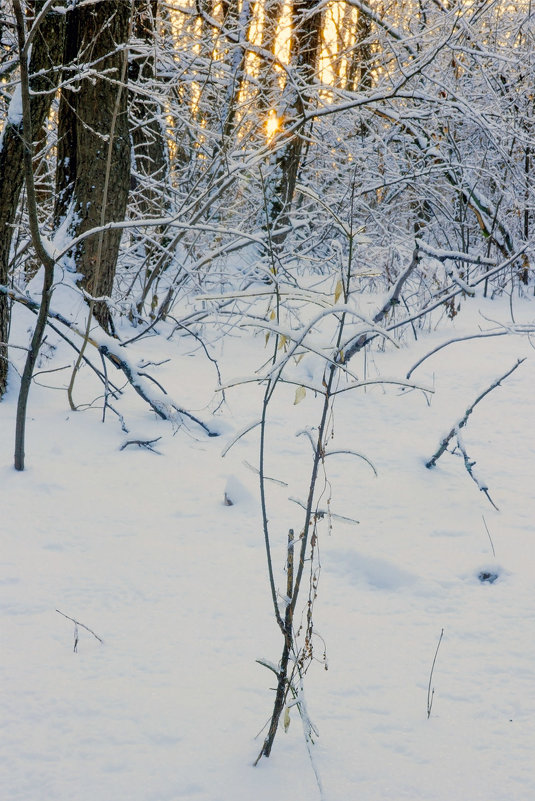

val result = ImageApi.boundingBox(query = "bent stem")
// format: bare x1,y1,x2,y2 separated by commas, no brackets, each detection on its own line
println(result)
256,191,357,762
13,1,56,471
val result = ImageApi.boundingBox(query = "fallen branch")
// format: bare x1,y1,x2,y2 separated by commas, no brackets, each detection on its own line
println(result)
426,358,525,469
0,283,218,436
343,245,421,363
119,436,162,453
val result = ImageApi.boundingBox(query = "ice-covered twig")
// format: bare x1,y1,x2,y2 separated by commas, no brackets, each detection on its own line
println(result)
221,418,261,457
332,376,433,397
414,239,496,268
324,448,378,477
293,677,325,800
406,330,509,379
296,429,378,476
385,248,528,340
454,432,499,511
98,342,218,436
289,496,359,525
0,283,217,436
256,658,280,675
0,284,124,395
242,460,288,486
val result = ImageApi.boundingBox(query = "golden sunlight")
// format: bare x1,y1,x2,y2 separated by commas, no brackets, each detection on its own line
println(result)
265,108,281,142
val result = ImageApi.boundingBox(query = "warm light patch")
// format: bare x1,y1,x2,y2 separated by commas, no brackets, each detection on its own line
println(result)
266,109,281,142
275,0,293,69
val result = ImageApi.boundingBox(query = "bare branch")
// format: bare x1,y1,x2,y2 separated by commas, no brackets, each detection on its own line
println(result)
426,358,525,469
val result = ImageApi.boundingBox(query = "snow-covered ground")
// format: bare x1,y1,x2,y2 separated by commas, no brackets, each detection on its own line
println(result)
1,290,534,801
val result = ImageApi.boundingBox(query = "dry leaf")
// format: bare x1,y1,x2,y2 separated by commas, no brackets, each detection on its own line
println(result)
294,385,306,405
334,279,343,304
283,706,291,732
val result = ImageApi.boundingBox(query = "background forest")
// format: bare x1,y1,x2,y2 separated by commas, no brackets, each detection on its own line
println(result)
1,1,535,799
2,0,533,400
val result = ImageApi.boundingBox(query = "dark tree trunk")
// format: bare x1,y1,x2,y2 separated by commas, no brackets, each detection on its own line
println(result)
348,8,373,93
256,0,285,115
55,0,132,331
0,0,65,397
266,0,322,245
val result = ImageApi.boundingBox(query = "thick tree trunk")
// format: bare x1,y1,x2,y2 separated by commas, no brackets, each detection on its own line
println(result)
0,1,65,397
55,0,132,331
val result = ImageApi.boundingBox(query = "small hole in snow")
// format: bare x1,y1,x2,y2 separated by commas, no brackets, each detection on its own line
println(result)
478,571,499,584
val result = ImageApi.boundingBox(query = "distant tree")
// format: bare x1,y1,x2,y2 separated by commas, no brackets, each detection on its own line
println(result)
264,0,323,244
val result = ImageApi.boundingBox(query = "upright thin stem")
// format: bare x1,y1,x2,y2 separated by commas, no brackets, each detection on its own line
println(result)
13,0,57,471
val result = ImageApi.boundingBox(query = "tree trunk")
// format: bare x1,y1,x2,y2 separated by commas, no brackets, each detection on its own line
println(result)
55,0,132,332
256,0,285,115
0,0,65,397
265,0,322,245
347,9,373,93
218,0,253,145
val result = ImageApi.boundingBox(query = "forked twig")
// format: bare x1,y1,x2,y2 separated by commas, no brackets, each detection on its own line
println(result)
56,609,103,653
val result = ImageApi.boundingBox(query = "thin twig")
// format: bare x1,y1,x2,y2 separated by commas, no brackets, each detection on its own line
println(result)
482,514,496,558
119,437,162,453
427,628,444,719
406,331,508,379
454,434,499,510
56,609,103,653
288,496,359,525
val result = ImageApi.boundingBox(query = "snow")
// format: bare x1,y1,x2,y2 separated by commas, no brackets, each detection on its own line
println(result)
1,291,535,800
0,86,23,152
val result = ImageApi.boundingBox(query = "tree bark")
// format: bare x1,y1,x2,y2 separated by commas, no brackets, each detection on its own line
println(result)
347,8,373,92
0,0,65,397
55,0,132,331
